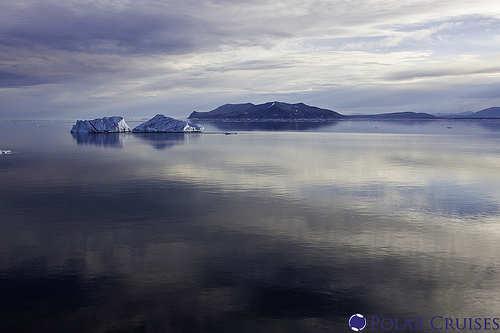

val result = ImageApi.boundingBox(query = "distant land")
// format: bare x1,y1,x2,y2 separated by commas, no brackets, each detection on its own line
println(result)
348,112,435,119
444,107,500,119
188,102,500,120
189,102,344,120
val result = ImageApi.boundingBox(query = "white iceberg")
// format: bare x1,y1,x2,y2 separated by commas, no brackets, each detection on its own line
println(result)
133,114,203,133
0,150,12,155
71,116,131,133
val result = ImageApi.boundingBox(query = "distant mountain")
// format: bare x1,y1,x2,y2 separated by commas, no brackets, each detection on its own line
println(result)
470,107,500,118
434,111,473,118
189,102,438,120
436,107,500,119
188,102,344,120
349,112,436,119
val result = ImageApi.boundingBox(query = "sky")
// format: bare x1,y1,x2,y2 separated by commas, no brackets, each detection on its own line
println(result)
1,0,500,119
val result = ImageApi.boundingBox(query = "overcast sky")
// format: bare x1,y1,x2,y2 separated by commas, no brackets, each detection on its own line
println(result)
1,0,500,119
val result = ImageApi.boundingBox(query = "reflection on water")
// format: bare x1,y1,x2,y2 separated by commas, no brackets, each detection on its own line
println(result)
71,132,198,150
71,132,124,148
200,118,500,135
1,120,500,332
133,132,195,150
199,120,339,131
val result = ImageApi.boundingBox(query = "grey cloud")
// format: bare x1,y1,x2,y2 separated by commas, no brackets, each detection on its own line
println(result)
245,82,500,115
2,75,500,119
0,70,63,87
302,14,500,55
461,82,500,99
0,1,293,56
0,0,295,92
0,3,205,55
300,35,390,52
386,66,500,81
384,15,500,54
1,0,500,118
390,14,500,34
205,59,296,72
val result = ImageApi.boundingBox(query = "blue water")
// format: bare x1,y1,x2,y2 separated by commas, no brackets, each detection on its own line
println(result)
1,119,500,332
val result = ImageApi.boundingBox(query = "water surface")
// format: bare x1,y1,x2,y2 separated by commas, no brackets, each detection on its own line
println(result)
1,119,500,332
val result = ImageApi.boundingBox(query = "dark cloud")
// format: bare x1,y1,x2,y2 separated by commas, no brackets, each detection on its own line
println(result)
0,0,295,98
0,70,63,87
0,2,201,55
0,1,292,56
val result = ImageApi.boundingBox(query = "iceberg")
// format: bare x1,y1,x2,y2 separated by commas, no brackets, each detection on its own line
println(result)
133,114,203,133
1,150,12,155
71,116,131,133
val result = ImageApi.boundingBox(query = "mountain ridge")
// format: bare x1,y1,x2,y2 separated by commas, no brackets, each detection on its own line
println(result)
188,102,500,120
188,102,436,120
470,107,500,118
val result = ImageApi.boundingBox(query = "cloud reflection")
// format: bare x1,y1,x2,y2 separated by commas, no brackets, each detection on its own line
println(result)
2,123,500,331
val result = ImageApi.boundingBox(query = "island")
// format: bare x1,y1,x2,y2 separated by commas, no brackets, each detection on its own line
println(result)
189,101,344,120
188,101,437,120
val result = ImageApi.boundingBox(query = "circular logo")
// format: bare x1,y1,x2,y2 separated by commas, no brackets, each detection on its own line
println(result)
348,313,367,332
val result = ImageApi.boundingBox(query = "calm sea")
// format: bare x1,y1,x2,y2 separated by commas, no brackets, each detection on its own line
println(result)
1,119,500,332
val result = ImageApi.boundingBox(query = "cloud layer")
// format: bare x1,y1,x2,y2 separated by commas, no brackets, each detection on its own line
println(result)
1,0,500,118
